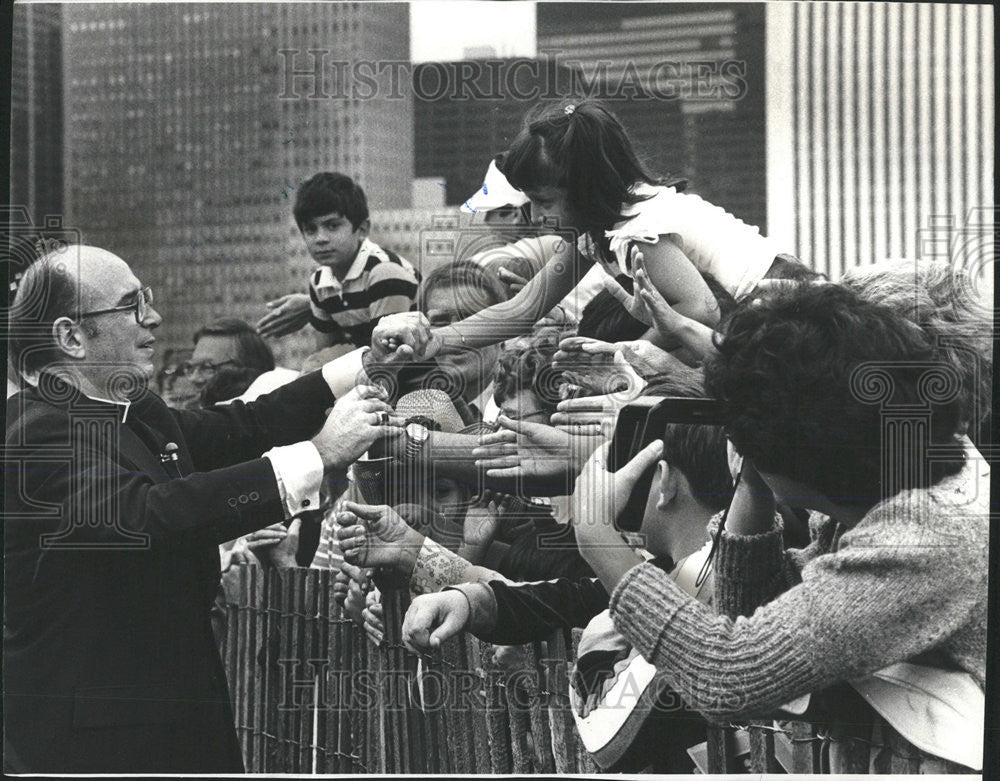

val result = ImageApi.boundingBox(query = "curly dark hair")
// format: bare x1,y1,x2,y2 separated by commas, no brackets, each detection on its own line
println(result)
704,284,967,509
492,326,570,414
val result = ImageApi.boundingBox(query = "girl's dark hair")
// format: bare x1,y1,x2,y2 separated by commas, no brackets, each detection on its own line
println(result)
496,101,676,234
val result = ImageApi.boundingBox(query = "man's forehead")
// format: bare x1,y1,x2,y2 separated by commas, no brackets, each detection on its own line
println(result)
71,248,140,304
307,211,347,223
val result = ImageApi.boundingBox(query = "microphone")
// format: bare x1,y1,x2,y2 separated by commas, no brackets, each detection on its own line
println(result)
394,389,465,433
160,442,183,478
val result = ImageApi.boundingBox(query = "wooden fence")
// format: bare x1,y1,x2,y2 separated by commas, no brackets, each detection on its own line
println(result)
216,566,959,775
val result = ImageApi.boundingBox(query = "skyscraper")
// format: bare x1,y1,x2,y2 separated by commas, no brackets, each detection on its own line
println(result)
10,4,64,227
62,3,412,366
536,2,767,231
413,57,577,206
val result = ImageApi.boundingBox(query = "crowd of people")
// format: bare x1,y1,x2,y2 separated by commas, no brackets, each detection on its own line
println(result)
5,100,991,774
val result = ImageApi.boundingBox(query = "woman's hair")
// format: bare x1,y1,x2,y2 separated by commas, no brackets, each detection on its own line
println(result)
416,259,509,318
496,100,675,233
841,258,992,445
704,284,968,509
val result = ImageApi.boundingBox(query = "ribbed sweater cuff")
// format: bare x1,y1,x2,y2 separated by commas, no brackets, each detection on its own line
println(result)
713,518,787,617
609,562,691,661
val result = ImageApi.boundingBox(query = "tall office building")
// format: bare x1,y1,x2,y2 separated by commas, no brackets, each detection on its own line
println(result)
10,4,64,228
766,3,993,281
413,57,577,207
537,3,767,231
62,3,412,366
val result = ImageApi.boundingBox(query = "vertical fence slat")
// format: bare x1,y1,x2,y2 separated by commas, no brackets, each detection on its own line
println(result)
297,571,316,772
314,569,329,774
462,633,491,773
236,567,252,768
480,640,513,774
526,641,556,774
262,568,281,772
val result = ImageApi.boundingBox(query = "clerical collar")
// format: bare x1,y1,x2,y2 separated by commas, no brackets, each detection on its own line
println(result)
23,370,132,422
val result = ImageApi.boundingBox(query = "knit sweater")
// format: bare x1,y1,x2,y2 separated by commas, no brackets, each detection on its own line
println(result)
609,446,988,722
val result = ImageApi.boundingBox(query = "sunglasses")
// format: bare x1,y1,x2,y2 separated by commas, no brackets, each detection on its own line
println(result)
79,286,154,324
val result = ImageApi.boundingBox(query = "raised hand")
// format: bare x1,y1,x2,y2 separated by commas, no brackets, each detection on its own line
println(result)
310,384,404,471
459,490,506,562
570,440,664,544
632,253,718,362
401,590,471,653
334,501,423,570
552,336,646,400
550,393,632,438
472,415,600,488
556,336,688,380
256,293,311,338
242,521,295,567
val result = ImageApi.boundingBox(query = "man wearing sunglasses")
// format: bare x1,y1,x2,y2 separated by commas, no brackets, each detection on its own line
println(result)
4,246,404,773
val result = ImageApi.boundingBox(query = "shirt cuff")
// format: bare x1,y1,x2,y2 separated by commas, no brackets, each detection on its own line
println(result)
321,347,368,399
263,441,324,519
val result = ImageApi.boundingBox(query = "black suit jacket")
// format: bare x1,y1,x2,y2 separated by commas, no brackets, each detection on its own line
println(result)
3,369,335,773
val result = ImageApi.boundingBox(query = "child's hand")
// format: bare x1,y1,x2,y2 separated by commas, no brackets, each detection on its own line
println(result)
257,293,311,338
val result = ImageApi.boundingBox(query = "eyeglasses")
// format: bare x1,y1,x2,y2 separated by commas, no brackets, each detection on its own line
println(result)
79,286,154,324
181,359,242,377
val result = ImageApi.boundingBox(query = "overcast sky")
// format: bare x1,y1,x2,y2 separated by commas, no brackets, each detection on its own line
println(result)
410,1,537,62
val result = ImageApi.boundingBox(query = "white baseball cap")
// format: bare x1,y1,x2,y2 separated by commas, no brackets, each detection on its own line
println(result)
463,159,530,213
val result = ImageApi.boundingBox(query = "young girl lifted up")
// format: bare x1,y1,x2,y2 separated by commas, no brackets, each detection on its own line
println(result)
374,100,784,360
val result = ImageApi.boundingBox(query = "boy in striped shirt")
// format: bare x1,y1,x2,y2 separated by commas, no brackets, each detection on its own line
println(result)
285,172,419,350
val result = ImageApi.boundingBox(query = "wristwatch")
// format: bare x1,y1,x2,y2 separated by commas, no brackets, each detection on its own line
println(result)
403,421,430,461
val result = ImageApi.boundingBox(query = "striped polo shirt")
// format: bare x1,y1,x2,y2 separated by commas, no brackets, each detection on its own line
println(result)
308,238,420,347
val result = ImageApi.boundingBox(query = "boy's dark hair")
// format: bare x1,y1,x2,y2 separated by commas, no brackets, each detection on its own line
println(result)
704,284,967,509
293,172,369,231
644,369,734,513
496,100,681,234
577,282,648,342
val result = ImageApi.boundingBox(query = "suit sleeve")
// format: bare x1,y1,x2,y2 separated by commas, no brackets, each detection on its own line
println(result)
8,409,290,551
170,369,335,472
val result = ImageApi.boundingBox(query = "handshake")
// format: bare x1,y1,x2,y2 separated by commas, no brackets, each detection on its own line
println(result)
369,312,445,363
310,384,406,472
